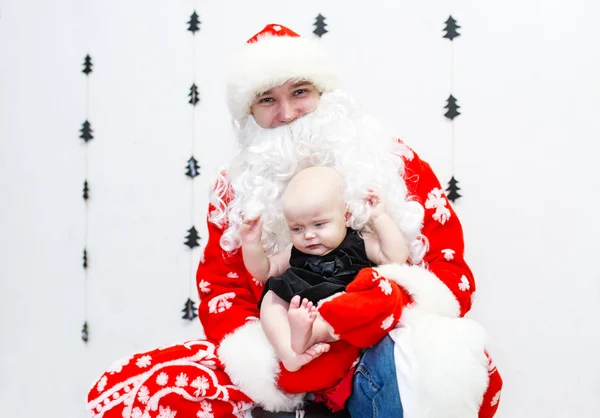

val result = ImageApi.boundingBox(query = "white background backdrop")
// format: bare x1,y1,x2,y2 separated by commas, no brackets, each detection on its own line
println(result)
1,0,599,416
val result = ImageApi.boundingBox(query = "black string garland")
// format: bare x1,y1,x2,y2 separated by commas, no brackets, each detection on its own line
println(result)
182,10,202,321
443,16,462,203
81,54,93,342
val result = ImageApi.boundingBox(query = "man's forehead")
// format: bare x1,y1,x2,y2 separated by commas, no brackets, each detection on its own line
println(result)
257,80,312,96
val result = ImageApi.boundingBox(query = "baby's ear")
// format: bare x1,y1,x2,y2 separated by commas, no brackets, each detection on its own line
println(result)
345,205,351,226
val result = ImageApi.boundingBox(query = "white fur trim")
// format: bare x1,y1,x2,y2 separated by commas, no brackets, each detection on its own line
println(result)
390,308,489,418
217,320,304,412
375,264,460,317
378,263,489,417
227,35,339,122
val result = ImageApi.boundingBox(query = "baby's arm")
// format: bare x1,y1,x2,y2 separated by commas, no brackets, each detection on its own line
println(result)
241,217,292,282
363,190,410,265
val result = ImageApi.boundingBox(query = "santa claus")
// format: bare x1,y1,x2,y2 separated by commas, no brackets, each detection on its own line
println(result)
87,24,502,418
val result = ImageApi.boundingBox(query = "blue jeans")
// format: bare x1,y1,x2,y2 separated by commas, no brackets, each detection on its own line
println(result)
346,336,403,417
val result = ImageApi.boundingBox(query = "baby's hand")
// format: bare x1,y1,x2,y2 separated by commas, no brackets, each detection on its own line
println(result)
241,216,263,244
364,189,386,221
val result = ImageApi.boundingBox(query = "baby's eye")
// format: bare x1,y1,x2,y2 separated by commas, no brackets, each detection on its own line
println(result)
315,222,327,228
292,227,303,233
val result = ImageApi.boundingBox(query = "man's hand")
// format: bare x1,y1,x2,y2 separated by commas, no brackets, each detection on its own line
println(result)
241,216,263,244
364,189,386,222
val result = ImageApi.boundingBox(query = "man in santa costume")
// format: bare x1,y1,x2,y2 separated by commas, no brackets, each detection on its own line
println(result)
87,24,502,418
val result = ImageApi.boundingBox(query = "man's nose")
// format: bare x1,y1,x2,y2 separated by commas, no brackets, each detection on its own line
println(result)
278,100,299,124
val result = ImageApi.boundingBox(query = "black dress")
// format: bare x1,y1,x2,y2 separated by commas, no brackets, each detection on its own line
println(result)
257,228,375,309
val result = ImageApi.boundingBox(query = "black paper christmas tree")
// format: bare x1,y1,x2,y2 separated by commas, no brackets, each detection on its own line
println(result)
182,298,198,320
80,120,94,142
313,14,328,37
444,95,461,120
443,16,461,41
81,322,89,342
446,176,462,202
83,248,88,269
83,180,89,200
184,226,200,249
188,83,199,105
185,156,200,178
82,55,93,75
187,11,201,33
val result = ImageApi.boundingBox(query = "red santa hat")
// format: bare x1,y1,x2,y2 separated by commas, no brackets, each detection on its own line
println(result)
226,24,340,122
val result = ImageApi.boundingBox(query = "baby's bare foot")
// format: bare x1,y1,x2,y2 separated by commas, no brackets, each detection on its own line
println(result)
281,343,330,372
289,296,317,354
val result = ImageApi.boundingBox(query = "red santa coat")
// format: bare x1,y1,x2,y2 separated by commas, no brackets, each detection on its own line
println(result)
87,143,502,418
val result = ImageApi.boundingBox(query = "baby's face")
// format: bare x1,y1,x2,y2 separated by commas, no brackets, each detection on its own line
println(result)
284,197,348,256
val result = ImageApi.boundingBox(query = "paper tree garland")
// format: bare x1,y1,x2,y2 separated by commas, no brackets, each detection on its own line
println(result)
188,84,199,105
185,157,200,178
184,227,200,249
313,14,328,37
80,121,93,142
446,176,462,202
443,16,461,41
80,54,93,342
181,11,202,321
182,298,198,320
187,11,200,33
443,16,462,203
444,94,461,120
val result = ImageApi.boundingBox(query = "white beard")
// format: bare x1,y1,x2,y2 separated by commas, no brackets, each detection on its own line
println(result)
210,90,427,263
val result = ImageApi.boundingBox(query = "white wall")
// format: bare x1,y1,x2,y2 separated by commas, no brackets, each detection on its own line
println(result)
1,0,599,416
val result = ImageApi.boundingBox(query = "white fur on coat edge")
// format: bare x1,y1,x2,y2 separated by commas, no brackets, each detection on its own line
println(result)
217,320,304,412
378,264,489,418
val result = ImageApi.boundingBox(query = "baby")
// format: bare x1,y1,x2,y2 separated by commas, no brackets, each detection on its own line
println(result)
241,166,409,371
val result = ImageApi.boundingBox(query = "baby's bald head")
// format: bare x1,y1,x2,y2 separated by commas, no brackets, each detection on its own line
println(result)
283,166,345,218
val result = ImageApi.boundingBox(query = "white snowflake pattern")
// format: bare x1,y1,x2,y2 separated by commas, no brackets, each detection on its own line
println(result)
131,407,143,418
458,275,470,291
157,406,177,418
107,356,130,374
252,278,264,287
190,376,210,397
112,392,119,400
371,271,382,281
208,292,236,314
156,372,169,386
227,272,239,279
96,375,107,392
381,314,395,330
136,355,152,368
441,249,455,261
231,400,253,414
198,280,211,294
490,390,502,407
175,372,189,387
378,279,392,295
425,188,451,225
197,400,214,418
137,386,150,405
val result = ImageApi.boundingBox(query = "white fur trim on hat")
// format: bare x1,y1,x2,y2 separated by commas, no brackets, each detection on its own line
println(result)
226,35,340,122
217,320,305,412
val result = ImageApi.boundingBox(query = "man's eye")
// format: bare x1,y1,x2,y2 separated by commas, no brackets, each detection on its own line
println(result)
259,97,274,103
294,89,307,95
